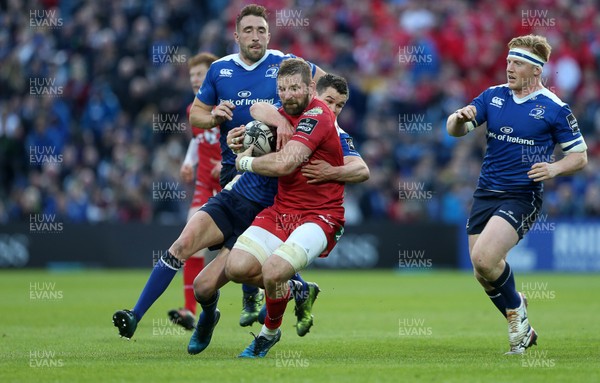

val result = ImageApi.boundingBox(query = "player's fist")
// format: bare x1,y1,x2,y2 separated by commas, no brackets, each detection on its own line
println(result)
228,125,246,154
211,101,235,125
454,105,477,123
180,163,194,183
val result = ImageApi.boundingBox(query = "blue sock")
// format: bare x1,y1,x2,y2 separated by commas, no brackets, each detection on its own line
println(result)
290,273,308,290
288,280,308,304
242,284,259,296
132,252,183,322
198,290,220,325
486,288,507,318
490,263,521,309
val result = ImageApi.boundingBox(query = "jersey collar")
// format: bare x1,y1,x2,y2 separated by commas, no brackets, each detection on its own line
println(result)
510,86,546,104
232,51,270,71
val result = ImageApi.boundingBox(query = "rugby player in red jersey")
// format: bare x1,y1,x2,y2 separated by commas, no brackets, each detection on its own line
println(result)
227,58,345,358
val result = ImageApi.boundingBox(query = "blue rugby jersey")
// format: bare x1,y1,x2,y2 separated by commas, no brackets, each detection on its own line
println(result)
470,85,586,193
197,49,316,165
197,49,315,206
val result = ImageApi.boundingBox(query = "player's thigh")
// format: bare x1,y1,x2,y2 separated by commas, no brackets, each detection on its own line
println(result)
175,210,224,252
271,222,328,273
229,225,283,275
471,216,518,265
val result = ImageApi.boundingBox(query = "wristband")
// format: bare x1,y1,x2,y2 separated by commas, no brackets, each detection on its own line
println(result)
465,121,476,132
239,156,255,173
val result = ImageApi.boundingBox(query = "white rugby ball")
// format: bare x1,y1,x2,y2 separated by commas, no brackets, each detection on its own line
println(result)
243,120,276,156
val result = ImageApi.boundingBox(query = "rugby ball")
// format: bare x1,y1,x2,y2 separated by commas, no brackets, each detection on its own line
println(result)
243,120,276,156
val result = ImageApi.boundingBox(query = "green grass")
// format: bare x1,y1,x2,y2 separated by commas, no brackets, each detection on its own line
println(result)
1,270,599,382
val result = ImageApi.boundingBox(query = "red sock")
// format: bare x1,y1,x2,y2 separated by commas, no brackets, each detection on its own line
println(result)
183,257,204,315
265,287,290,330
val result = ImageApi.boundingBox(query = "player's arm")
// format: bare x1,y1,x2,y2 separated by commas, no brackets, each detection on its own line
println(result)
312,65,326,84
249,102,294,150
180,137,199,183
189,98,234,129
447,105,478,137
528,151,587,182
301,156,369,184
235,141,311,177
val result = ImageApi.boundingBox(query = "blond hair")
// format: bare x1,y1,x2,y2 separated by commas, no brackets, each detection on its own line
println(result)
508,35,552,63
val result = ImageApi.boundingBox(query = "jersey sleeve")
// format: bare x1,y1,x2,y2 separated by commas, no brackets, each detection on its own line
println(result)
339,132,360,157
469,89,490,128
551,106,587,153
291,113,332,152
196,64,218,106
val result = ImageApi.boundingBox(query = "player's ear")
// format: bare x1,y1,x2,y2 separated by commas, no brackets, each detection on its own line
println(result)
234,30,240,44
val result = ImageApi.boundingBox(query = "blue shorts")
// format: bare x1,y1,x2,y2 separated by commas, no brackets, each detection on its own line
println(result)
219,163,242,189
200,189,265,250
466,189,542,240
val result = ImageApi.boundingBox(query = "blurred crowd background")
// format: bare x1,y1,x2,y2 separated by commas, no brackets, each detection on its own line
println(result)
1,0,599,226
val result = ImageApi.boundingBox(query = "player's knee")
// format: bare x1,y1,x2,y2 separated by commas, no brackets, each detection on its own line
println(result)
169,233,196,261
470,249,495,277
261,259,291,289
224,255,244,283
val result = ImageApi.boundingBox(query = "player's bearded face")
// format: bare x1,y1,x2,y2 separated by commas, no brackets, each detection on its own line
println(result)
236,16,270,63
279,75,311,116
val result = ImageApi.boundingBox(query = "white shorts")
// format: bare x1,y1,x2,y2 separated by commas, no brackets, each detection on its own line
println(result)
233,222,327,272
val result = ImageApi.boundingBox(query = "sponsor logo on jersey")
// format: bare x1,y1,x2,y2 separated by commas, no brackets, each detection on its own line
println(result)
296,118,318,135
566,113,580,134
344,137,356,151
500,126,513,134
219,68,233,77
265,67,278,78
304,107,323,116
529,108,545,119
490,96,504,108
238,90,252,98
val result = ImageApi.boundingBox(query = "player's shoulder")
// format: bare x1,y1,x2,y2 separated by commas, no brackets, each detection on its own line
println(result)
206,54,238,76
536,88,568,108
302,99,334,122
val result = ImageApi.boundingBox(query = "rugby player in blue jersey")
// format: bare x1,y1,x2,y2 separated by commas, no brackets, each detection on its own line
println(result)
446,34,588,355
188,3,326,327
112,5,366,345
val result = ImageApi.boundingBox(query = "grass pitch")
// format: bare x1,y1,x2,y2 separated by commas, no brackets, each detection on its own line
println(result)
1,269,599,382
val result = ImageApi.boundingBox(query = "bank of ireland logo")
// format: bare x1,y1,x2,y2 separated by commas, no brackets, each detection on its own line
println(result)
238,90,252,98
500,126,513,134
529,108,545,119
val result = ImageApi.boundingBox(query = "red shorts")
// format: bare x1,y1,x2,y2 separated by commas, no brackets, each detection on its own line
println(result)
191,179,221,208
251,206,344,257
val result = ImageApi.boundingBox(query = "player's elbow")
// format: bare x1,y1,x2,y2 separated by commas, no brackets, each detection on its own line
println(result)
356,164,370,183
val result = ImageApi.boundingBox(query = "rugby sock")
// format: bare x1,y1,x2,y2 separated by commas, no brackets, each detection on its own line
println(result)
290,272,308,290
242,283,259,297
264,287,290,333
132,251,183,322
288,279,308,303
490,262,521,309
259,324,280,340
197,290,220,325
485,288,507,318
183,257,204,315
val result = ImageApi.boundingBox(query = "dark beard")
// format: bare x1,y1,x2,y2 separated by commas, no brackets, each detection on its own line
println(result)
283,95,309,116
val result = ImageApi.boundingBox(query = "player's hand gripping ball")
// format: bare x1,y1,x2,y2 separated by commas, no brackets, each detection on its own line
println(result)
242,120,277,156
